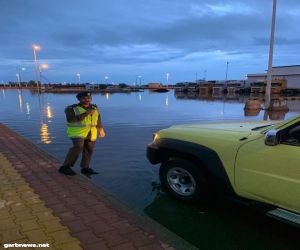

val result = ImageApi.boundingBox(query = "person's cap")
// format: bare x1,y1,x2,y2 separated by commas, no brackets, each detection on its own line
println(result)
76,91,92,99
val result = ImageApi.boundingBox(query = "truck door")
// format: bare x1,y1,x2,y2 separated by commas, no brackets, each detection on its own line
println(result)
235,125,300,212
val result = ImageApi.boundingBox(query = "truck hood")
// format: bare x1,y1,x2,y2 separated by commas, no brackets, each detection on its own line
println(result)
159,120,283,142
169,120,279,133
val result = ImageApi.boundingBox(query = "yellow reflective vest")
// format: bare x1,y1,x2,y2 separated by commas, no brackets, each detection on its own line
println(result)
67,105,99,141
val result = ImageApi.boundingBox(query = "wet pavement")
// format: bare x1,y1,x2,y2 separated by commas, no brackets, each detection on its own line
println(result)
0,123,195,250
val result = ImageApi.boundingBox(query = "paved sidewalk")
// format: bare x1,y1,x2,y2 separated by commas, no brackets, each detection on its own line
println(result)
0,152,81,250
0,124,195,250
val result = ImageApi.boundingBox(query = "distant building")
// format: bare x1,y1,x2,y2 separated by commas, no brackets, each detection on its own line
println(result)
176,82,197,86
85,84,95,90
148,83,162,89
247,65,300,89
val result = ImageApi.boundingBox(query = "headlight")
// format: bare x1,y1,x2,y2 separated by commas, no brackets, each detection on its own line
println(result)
152,133,160,142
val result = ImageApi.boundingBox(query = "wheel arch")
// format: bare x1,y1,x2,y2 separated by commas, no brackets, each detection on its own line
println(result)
152,138,236,196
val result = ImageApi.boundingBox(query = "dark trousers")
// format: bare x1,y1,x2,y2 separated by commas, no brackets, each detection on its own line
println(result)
63,138,95,168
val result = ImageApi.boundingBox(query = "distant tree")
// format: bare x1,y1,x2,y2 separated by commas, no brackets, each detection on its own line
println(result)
28,80,37,86
98,84,108,89
118,83,128,88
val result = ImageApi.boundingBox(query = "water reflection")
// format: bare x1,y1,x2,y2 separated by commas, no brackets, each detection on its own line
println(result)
165,95,169,106
264,110,289,120
25,102,31,115
212,91,224,99
245,106,289,121
45,104,53,119
249,93,265,100
18,90,23,112
175,91,246,103
244,109,261,117
40,122,51,144
268,98,289,111
175,91,298,121
105,93,110,100
144,194,300,250
37,94,53,144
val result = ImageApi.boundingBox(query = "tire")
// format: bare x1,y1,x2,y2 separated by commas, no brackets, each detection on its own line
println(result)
160,158,208,202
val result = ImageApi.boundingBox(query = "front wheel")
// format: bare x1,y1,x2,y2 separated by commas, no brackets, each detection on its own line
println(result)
160,158,208,202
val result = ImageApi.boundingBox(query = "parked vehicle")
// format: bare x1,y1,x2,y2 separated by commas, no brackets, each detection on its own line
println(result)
147,116,300,227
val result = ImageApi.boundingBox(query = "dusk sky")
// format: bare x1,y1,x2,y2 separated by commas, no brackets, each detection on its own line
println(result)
1,0,300,84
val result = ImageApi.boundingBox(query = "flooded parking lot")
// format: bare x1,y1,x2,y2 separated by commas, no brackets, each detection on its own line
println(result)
1,89,299,249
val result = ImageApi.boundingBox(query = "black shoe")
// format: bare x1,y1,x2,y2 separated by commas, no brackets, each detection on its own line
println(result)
81,168,99,175
58,166,76,176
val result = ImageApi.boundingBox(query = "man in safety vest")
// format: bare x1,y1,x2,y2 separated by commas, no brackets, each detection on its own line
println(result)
59,91,106,176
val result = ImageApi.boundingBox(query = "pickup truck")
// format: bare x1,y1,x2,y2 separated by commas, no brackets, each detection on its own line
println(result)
147,116,300,227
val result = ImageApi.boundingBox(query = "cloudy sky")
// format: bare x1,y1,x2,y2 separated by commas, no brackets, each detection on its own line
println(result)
1,0,300,84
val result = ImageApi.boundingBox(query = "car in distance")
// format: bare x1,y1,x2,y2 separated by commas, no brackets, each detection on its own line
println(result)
146,116,300,227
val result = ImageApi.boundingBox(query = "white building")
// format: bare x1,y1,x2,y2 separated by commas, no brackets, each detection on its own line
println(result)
247,65,300,89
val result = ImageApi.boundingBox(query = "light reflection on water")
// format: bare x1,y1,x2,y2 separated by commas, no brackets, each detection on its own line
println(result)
18,90,23,112
1,89,300,249
45,104,53,119
40,122,51,144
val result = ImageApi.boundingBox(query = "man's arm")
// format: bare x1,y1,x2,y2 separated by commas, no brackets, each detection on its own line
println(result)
96,113,103,129
96,110,105,138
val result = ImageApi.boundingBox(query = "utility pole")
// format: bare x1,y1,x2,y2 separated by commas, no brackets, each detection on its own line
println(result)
225,61,229,90
265,0,277,110
225,61,229,81
18,67,26,88
16,73,21,88
76,73,81,84
166,73,170,87
32,45,41,91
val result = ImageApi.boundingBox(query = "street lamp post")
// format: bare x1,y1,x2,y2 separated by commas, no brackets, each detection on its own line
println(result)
225,61,230,91
32,44,41,91
225,61,229,81
265,0,277,110
16,73,20,88
39,64,49,87
104,76,109,85
166,73,170,87
76,73,81,84
16,67,26,88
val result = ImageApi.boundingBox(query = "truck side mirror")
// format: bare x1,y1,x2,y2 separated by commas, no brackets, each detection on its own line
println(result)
265,129,280,146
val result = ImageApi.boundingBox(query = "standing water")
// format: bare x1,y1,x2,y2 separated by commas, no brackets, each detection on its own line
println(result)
1,89,300,249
